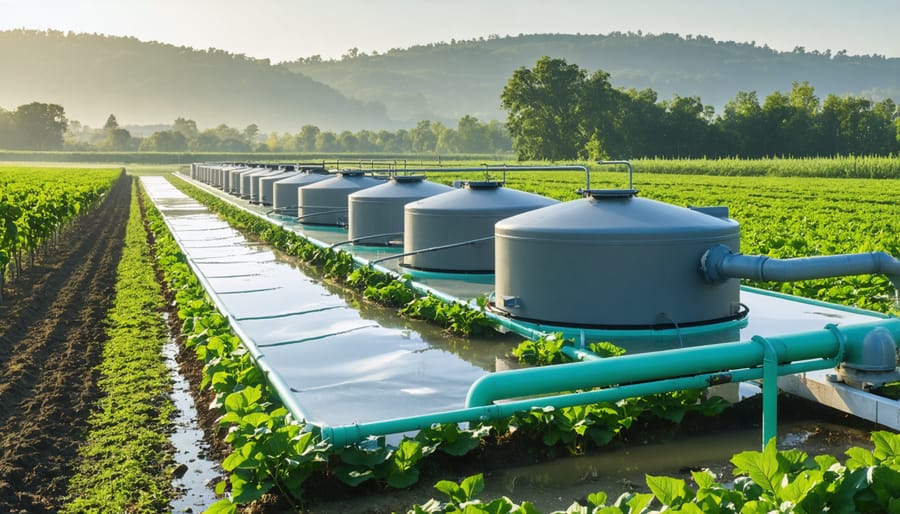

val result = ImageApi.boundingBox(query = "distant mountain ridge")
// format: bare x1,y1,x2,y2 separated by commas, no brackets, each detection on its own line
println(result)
282,32,900,124
0,30,389,132
1,30,897,132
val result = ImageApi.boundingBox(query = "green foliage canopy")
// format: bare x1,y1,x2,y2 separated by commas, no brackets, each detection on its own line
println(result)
501,57,900,160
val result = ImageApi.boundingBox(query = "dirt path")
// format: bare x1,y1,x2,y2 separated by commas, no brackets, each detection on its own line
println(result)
0,174,131,514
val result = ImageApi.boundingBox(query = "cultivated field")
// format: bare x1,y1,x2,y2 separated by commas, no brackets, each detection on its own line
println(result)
0,161,898,513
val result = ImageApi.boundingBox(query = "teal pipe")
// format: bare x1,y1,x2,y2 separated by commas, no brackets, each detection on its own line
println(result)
561,346,602,361
321,355,849,447
755,336,779,446
466,319,900,407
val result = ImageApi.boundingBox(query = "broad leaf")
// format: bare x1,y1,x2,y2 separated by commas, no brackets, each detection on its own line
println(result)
646,474,690,506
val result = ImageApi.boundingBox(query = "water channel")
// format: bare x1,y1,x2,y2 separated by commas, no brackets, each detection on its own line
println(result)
142,174,884,511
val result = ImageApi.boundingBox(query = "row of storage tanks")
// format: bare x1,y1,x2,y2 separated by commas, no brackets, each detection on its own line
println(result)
189,163,743,330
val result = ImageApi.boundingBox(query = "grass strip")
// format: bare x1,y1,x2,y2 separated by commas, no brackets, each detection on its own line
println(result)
61,179,175,513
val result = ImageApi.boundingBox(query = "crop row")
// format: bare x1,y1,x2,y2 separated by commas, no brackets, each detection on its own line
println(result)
630,156,900,179
61,179,174,512
0,166,121,300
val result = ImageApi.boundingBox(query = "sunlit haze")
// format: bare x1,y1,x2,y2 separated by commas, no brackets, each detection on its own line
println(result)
1,0,897,62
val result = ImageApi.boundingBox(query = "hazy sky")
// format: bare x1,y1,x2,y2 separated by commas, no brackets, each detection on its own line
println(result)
1,0,897,62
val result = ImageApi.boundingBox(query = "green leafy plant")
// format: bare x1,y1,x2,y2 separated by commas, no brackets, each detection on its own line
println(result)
512,332,570,365
406,431,900,513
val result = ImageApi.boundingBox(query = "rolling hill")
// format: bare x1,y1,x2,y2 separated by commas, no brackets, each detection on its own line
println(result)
0,30,390,132
282,32,900,125
1,30,897,133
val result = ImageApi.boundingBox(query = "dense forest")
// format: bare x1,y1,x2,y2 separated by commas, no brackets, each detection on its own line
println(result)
284,32,900,124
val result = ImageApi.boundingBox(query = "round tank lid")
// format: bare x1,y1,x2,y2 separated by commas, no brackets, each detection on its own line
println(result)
582,188,640,198
465,181,503,189
337,170,365,177
392,175,425,183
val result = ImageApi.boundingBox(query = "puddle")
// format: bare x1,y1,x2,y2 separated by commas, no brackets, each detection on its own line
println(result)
305,418,876,513
163,327,222,512
481,419,874,512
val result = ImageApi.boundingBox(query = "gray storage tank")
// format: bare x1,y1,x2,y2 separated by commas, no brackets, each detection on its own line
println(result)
259,166,301,207
249,167,287,204
271,168,330,216
241,166,277,199
403,182,558,273
493,190,741,328
298,170,384,226
231,165,260,196
227,165,254,194
348,175,453,246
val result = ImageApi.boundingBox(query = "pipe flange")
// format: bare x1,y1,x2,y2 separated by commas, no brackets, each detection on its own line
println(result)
701,244,733,283
836,365,900,391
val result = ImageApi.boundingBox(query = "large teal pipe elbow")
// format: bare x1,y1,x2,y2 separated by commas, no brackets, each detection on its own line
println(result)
466,319,900,408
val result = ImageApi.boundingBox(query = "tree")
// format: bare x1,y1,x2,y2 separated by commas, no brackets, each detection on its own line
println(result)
315,131,338,152
264,132,295,152
103,114,119,131
719,91,765,156
103,127,133,150
456,115,491,153
354,130,379,152
784,81,820,155
243,123,259,144
12,102,68,150
501,56,587,160
139,130,187,152
173,117,199,140
337,130,359,152
204,124,251,151
615,88,665,158
660,95,712,158
0,107,15,149
761,91,792,156
577,68,627,159
297,125,320,152
434,123,458,154
485,120,512,153
410,120,437,153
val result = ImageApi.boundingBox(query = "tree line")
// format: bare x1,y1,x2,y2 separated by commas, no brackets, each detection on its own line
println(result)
501,56,900,160
2,59,898,158
0,105,513,155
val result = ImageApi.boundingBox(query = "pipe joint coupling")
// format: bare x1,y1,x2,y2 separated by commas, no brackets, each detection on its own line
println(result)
700,244,734,283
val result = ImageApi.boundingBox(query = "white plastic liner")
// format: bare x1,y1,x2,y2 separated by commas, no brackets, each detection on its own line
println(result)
142,176,491,426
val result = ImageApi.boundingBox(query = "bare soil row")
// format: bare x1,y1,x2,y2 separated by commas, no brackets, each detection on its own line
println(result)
0,175,131,513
